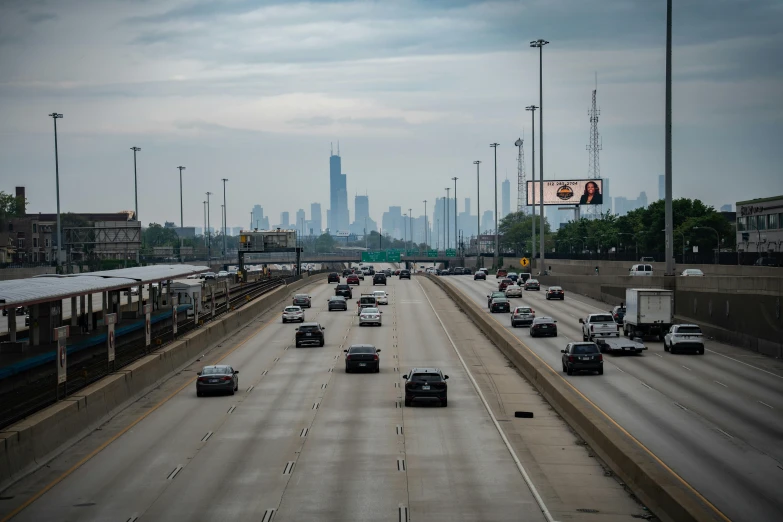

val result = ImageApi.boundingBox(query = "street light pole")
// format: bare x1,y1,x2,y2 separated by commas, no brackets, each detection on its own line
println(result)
205,202,208,249
222,178,228,257
451,177,458,257
423,200,428,248
220,204,225,257
206,192,212,264
409,208,413,253
403,213,408,253
445,188,450,250
530,39,549,271
525,107,538,263
130,147,141,222
177,166,186,262
490,143,499,267
664,0,675,275
474,160,481,264
49,112,63,268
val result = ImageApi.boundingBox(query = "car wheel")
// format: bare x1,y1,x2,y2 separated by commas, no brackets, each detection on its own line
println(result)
441,398,448,407
598,367,604,375
229,387,235,396
295,342,301,348
664,342,669,352
197,390,202,397
345,366,351,373
582,335,588,342
375,365,380,373
699,347,705,355
319,340,325,347
566,365,573,375
562,362,567,373
282,319,286,323
404,398,412,407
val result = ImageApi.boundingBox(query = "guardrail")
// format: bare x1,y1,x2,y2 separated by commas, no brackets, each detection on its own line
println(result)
0,275,303,430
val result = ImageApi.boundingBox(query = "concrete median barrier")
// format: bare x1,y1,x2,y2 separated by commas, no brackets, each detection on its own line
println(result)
426,274,727,522
0,273,326,491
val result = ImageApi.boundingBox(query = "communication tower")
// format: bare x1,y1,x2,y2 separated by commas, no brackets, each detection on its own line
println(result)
515,135,527,214
585,77,603,218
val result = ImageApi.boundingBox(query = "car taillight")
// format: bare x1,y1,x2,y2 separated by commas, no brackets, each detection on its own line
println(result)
373,354,379,361
568,356,575,362
598,354,603,361
198,377,208,382
405,382,415,389
346,355,351,361
221,376,232,381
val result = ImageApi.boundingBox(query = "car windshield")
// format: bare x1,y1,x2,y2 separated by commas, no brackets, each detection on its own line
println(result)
528,279,538,284
330,296,345,301
677,326,702,334
284,307,301,312
298,325,320,332
201,366,229,375
411,373,442,382
362,308,379,314
590,315,614,322
349,346,376,354
572,345,599,354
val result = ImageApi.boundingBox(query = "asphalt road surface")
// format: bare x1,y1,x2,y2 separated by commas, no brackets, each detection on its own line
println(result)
443,273,783,522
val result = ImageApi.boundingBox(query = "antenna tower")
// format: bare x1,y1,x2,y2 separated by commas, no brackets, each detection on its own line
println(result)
515,135,526,214
585,81,602,218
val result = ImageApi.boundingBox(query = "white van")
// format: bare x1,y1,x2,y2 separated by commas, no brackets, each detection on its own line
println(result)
629,264,653,276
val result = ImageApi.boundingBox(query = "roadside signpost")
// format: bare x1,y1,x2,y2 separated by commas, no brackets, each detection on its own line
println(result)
520,257,530,268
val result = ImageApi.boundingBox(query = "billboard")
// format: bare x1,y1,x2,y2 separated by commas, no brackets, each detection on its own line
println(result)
526,179,603,206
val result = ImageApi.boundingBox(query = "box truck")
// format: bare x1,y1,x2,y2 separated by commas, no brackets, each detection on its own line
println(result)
623,288,674,340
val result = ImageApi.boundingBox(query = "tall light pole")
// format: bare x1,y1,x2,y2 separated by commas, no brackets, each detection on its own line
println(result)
220,204,225,257
445,188,451,250
49,112,63,267
206,192,212,264
664,0,675,275
130,147,141,222
525,106,538,263
530,38,549,271
222,178,228,257
403,213,408,252
474,161,481,262
442,195,446,251
423,200,428,248
451,177,458,256
490,143,499,267
205,202,209,249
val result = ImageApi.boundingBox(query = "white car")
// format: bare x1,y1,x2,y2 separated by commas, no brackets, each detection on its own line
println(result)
504,284,523,298
681,269,704,277
664,324,705,354
282,306,305,323
373,290,389,305
218,270,229,278
186,274,199,279
358,307,382,326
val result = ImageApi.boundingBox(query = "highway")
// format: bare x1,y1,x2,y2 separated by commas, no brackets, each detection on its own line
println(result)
0,266,649,522
442,273,783,522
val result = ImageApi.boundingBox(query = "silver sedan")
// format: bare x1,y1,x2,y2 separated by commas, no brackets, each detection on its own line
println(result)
358,307,383,326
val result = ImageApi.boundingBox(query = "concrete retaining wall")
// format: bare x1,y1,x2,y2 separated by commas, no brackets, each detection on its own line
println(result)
533,259,782,278
0,273,326,490
426,274,727,522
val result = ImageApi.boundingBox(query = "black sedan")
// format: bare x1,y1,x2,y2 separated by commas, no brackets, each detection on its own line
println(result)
545,287,564,300
327,272,340,283
196,365,239,396
344,344,381,373
530,316,558,337
562,343,604,375
328,296,348,311
490,297,511,313
474,271,486,280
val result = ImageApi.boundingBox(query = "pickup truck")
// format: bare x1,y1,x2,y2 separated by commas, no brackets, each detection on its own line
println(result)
579,313,620,342
595,337,646,355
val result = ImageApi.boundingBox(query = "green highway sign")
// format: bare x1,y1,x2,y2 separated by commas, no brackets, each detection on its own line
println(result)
427,250,438,258
386,250,401,262
406,250,418,256
446,249,457,257
361,251,387,262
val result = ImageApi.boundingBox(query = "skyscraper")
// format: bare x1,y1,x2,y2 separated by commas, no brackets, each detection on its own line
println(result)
280,211,290,228
501,179,511,219
464,198,470,216
602,178,611,214
329,144,349,232
310,203,322,235
296,209,306,235
481,210,494,235
355,195,369,222
251,205,269,230
658,175,665,201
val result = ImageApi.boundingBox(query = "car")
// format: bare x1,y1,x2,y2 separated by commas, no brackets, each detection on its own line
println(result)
394,269,401,275
384,269,393,276
462,267,472,275
399,269,411,280
347,274,360,285
561,343,603,375
504,284,523,298
344,344,381,373
490,297,511,313
356,271,365,280
664,324,705,354
487,291,506,308
218,270,229,278
507,272,519,282
327,296,348,311
439,268,451,276
292,294,312,308
373,273,387,285
373,290,389,305
479,268,489,274
546,286,565,300
403,368,449,406
498,278,514,291
196,365,239,396
611,305,626,324
335,284,353,298
640,256,656,263
519,272,532,284
681,269,704,277
580,313,619,341
474,271,486,280
530,316,558,337
629,264,654,276
342,269,353,276
282,305,305,323
2,307,26,317
511,306,535,327
186,274,199,279
295,323,326,347
327,272,340,283
358,307,383,326
524,279,540,291
203,272,217,280
496,269,508,279
754,257,779,267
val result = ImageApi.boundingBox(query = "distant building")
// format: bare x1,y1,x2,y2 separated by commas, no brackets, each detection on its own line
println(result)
501,179,511,219
613,191,648,217
295,209,306,234
658,175,665,201
602,178,611,213
251,205,269,230
280,212,290,229
736,195,783,253
720,204,732,212
329,146,350,232
381,206,403,239
481,210,494,235
310,203,322,235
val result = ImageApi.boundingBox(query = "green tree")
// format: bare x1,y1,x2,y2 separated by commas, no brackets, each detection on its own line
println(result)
314,233,336,253
498,211,551,255
143,223,180,249
0,191,26,222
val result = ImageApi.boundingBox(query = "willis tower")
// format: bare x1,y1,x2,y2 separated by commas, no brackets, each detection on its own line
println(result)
329,143,349,232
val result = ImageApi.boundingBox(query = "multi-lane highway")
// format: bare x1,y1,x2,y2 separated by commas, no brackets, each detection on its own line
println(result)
0,266,650,522
443,273,783,522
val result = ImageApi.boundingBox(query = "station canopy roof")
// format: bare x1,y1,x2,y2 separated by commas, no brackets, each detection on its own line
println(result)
0,265,208,309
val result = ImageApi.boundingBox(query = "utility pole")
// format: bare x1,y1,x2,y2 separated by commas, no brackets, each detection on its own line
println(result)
490,143,500,268
177,166,186,262
664,0,675,275
531,38,549,271
525,106,538,262
131,147,141,222
206,192,212,264
222,178,228,257
474,161,481,263
452,177,458,256
445,188,451,250
220,204,225,257
49,112,63,268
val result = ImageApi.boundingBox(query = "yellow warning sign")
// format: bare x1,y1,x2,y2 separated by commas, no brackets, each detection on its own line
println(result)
520,257,530,268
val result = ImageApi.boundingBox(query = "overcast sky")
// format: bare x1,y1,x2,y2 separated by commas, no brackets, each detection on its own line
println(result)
1,0,782,230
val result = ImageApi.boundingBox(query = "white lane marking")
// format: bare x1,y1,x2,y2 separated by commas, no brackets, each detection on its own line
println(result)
714,427,734,440
674,402,688,412
654,353,663,358
641,382,653,390
714,380,728,388
166,465,183,480
615,366,625,373
416,279,557,522
758,401,774,409
705,349,783,380
682,365,692,371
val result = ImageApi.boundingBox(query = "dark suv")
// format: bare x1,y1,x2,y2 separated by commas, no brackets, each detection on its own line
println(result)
373,273,387,285
327,272,340,283
399,269,411,280
562,342,603,375
335,284,353,298
403,368,449,407
295,323,326,348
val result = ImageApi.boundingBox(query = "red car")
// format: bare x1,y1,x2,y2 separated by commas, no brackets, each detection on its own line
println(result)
498,278,513,291
496,269,508,279
347,274,360,285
